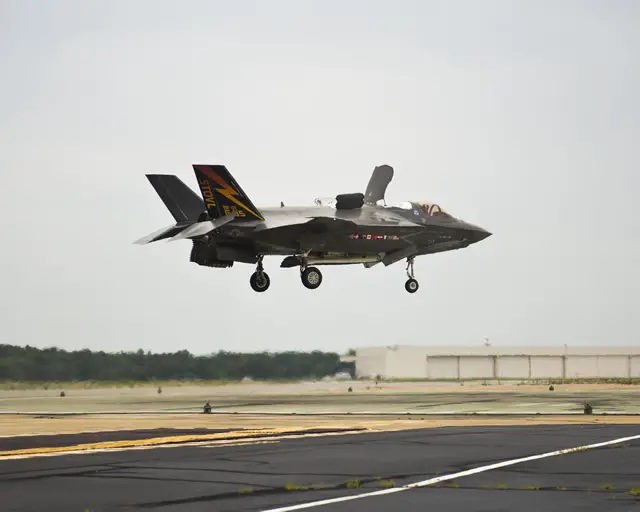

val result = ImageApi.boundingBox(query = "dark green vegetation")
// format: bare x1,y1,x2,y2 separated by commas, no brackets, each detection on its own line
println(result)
0,344,341,382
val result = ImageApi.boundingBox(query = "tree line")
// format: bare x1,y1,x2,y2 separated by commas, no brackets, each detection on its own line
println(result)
0,344,343,382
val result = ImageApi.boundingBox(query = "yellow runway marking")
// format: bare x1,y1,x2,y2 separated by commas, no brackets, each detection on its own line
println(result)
200,440,280,448
2,415,637,460
0,427,366,459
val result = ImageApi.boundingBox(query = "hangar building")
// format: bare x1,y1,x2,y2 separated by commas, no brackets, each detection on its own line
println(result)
354,345,640,380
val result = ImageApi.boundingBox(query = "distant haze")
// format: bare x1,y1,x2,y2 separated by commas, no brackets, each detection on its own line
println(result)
1,0,638,354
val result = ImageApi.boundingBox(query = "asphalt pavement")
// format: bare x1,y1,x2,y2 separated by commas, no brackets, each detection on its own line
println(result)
0,428,233,451
1,424,639,512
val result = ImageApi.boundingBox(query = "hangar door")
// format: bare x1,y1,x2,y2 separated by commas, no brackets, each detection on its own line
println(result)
530,356,563,379
496,356,529,379
565,356,599,378
459,356,494,379
426,356,458,379
594,356,629,378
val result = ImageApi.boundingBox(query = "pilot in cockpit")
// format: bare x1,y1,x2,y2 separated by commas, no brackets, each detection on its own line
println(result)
416,202,453,219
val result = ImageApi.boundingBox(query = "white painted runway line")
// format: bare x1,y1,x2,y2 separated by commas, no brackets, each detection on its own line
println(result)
261,432,640,512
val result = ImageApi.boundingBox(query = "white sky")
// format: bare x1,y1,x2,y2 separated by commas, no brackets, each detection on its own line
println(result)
1,0,638,354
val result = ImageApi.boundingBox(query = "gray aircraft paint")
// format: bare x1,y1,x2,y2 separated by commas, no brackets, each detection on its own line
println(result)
135,164,491,292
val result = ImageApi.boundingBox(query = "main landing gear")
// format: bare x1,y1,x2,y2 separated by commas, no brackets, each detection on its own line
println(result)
405,257,419,293
249,257,324,292
249,256,270,292
300,265,323,290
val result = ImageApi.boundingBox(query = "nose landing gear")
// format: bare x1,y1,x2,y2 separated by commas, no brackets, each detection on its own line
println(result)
249,255,415,293
405,257,419,293
250,256,270,292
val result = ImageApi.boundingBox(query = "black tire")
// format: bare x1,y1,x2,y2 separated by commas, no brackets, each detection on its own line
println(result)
301,267,323,289
250,271,270,292
405,278,419,293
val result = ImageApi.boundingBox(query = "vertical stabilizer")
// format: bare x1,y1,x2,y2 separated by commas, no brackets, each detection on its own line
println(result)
146,174,204,221
192,164,264,221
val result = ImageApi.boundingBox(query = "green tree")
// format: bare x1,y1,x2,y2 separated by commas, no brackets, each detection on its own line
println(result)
0,344,341,382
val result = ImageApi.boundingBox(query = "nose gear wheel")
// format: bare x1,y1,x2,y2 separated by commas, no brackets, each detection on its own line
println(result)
405,257,419,293
405,278,419,293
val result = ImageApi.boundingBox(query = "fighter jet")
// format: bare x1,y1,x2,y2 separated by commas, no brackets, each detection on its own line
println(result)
135,164,491,293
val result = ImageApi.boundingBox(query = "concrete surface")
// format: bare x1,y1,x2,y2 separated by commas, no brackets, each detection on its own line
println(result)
0,425,638,511
1,381,639,415
2,412,640,440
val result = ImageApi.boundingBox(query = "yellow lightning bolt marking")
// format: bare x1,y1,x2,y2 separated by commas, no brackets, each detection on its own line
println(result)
201,168,264,220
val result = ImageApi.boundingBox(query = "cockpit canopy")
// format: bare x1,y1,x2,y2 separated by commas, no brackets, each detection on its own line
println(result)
314,197,455,220
392,201,454,219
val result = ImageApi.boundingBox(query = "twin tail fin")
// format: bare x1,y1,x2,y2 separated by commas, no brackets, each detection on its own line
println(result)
192,164,264,222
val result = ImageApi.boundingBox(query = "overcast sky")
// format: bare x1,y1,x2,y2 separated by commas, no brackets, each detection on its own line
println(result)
1,0,638,354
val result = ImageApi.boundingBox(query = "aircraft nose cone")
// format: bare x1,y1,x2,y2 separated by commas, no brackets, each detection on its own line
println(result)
470,226,492,243
477,228,492,241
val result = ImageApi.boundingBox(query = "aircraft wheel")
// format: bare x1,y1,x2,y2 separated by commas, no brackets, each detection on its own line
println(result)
405,278,419,293
301,267,323,289
250,272,270,292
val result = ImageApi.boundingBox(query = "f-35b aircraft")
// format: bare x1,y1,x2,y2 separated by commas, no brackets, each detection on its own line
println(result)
135,164,491,293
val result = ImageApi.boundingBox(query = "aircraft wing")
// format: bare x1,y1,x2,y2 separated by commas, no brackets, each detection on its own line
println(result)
300,216,358,233
255,205,421,233
252,215,357,236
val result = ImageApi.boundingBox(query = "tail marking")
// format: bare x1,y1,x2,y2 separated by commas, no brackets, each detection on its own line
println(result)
194,165,264,220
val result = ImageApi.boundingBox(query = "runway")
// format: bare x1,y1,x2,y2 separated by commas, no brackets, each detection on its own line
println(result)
1,424,638,511
3,381,640,415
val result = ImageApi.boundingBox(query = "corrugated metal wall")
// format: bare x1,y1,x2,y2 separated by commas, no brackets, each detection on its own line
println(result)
426,357,457,379
530,356,563,378
355,346,640,379
496,356,529,378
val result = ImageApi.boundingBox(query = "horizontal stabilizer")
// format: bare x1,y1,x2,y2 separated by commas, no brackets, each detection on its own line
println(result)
168,212,237,241
133,223,193,245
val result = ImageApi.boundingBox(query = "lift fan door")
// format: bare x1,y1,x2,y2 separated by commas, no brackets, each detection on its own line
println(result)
364,165,394,205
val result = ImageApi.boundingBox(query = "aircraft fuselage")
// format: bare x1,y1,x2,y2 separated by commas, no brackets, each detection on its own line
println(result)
137,164,491,293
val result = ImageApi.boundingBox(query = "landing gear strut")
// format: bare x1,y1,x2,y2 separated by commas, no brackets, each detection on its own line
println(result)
250,256,270,292
405,257,419,293
300,265,323,290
